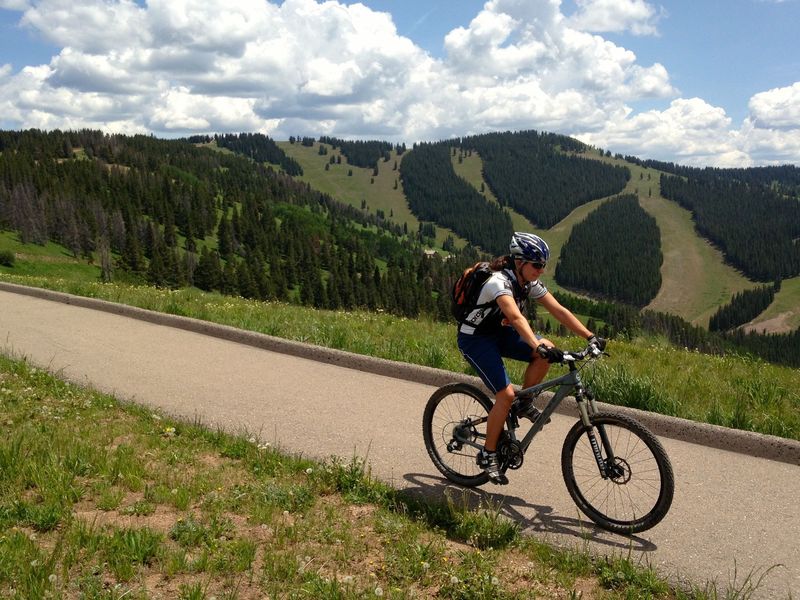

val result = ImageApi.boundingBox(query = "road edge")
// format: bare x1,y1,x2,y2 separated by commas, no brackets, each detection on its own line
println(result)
3,280,799,466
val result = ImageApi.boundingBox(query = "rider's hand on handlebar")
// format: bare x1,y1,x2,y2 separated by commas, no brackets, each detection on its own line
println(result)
536,344,564,364
587,335,607,352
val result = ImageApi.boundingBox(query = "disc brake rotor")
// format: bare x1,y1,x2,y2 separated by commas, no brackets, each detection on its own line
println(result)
606,457,632,484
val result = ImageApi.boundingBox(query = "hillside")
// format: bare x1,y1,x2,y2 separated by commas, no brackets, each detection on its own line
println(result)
277,133,800,360
285,134,795,331
278,139,468,252
0,129,458,321
447,144,800,332
2,128,799,366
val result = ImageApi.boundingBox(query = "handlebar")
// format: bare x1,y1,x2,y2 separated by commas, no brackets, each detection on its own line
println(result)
563,344,605,362
536,342,606,364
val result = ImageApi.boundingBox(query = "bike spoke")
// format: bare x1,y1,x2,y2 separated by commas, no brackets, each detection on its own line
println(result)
570,422,664,525
428,390,487,479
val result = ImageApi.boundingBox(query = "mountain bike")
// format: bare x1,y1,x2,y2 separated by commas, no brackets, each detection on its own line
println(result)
422,343,674,534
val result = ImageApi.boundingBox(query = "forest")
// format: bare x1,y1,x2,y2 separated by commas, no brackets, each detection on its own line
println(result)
554,288,800,366
660,174,800,281
623,156,800,194
460,130,630,228
199,132,304,176
0,129,457,320
554,290,727,354
317,136,404,170
399,141,513,255
555,195,662,307
2,129,800,367
709,284,779,332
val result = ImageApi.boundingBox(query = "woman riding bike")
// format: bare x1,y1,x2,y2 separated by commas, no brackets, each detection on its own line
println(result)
456,232,606,484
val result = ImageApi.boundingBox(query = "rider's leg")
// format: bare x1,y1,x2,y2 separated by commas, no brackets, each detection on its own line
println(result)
484,384,515,452
523,336,553,388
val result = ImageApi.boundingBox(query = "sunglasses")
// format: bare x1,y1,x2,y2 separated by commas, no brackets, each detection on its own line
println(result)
525,261,546,270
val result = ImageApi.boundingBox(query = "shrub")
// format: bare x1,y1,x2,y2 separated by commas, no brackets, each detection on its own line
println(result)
0,250,15,267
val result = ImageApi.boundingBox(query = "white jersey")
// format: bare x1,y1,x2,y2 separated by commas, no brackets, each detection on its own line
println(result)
460,267,548,334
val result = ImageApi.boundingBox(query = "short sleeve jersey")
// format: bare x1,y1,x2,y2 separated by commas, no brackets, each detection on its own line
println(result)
461,267,548,332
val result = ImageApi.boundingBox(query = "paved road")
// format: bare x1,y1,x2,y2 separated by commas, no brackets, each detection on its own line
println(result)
1,286,798,598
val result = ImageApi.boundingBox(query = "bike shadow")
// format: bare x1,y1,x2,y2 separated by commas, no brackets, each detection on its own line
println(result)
400,472,657,552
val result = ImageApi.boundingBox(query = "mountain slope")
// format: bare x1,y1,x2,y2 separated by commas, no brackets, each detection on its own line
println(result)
281,134,800,334
279,139,468,251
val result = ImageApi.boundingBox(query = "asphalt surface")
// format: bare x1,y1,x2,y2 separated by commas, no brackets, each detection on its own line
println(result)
1,283,799,598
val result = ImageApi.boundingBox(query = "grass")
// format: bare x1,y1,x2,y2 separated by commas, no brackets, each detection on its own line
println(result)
0,231,99,281
278,141,800,329
747,276,800,333
578,153,800,328
448,148,779,327
450,148,537,235
279,140,468,250
635,176,756,327
0,353,780,599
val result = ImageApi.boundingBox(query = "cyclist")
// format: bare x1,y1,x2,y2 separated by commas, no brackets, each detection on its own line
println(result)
457,232,605,484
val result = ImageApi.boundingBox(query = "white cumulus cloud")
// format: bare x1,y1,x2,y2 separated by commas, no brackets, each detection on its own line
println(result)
0,0,796,166
567,0,664,36
575,97,746,166
748,82,800,130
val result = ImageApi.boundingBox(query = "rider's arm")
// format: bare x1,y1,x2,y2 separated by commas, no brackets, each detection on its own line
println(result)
536,292,594,339
496,294,541,349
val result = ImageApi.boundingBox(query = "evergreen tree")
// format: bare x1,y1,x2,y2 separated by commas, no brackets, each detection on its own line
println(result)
146,238,168,286
194,247,222,291
236,260,259,298
119,221,145,274
220,259,238,295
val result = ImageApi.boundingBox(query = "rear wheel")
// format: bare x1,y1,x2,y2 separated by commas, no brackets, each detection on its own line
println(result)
561,412,674,534
422,383,493,487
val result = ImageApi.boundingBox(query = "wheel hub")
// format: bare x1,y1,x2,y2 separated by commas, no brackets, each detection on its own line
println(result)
606,457,632,483
447,420,474,452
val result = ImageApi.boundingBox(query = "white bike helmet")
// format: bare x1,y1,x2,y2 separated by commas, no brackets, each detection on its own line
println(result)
509,232,550,263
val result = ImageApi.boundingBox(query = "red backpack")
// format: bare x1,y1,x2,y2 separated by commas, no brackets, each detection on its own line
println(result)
450,262,494,323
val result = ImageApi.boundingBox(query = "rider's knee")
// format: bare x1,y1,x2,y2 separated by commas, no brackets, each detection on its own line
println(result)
495,385,515,407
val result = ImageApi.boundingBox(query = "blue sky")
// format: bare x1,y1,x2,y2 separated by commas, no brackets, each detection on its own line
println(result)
1,0,799,167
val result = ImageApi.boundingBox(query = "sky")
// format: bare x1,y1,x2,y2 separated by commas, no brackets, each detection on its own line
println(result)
0,0,799,168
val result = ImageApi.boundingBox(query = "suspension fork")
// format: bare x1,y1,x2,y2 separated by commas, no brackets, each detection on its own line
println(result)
576,383,616,478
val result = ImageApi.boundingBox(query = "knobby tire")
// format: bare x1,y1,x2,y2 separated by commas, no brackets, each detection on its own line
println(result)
422,383,492,487
561,412,674,534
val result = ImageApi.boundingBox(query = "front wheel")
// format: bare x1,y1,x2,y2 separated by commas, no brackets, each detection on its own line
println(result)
561,412,674,534
423,383,493,487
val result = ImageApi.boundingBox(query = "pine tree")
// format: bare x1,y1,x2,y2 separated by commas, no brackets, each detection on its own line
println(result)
220,259,238,295
194,247,222,291
236,260,259,299
146,238,168,286
119,221,145,274
98,235,113,283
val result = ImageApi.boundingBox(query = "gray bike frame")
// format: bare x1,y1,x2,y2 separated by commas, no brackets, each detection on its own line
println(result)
456,350,613,474
508,358,597,454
